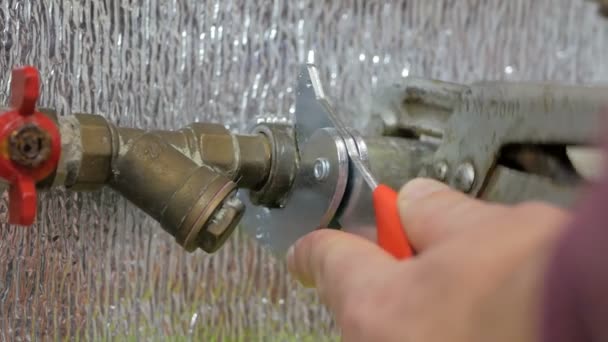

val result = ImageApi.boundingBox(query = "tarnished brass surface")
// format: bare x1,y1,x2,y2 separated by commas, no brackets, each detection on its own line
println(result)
72,114,113,190
248,123,298,208
30,109,59,188
50,114,273,192
109,132,243,252
154,123,272,189
31,113,274,253
232,135,272,188
111,133,200,215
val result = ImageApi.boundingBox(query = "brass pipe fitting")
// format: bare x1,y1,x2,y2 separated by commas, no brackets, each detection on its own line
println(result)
110,132,243,252
32,112,277,253
12,110,436,256
72,114,114,190
38,112,116,190
151,123,272,189
43,113,274,192
248,123,298,208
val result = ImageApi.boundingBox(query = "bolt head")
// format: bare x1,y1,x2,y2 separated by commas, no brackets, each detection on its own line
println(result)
454,162,475,193
199,195,245,253
313,158,331,182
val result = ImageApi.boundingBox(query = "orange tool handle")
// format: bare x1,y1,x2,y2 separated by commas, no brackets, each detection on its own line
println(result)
372,184,414,260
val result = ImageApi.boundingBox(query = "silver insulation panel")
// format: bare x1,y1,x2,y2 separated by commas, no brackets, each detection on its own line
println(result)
0,0,606,340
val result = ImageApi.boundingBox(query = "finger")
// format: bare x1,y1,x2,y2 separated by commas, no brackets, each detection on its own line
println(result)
287,229,396,309
398,178,506,252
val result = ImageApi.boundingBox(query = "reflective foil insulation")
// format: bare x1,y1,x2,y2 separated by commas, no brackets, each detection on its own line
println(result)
0,0,606,340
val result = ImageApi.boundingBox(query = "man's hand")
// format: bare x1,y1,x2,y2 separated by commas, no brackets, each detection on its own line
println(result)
287,178,570,342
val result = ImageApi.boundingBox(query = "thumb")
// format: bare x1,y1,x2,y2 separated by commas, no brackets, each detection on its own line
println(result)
398,178,505,252
286,229,396,311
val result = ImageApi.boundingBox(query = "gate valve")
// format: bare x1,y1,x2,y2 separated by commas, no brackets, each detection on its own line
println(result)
0,66,61,225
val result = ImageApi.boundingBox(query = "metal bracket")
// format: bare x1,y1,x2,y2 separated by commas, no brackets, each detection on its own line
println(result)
240,64,352,256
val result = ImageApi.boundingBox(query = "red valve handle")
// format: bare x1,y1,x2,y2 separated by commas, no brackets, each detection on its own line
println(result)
0,66,61,225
